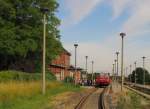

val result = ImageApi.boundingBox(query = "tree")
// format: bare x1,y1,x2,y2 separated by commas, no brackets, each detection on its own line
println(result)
0,0,62,72
129,67,150,84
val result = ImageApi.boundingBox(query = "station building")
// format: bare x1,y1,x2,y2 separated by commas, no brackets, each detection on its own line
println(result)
49,49,83,82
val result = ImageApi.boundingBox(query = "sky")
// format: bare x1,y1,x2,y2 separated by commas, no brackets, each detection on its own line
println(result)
57,0,150,75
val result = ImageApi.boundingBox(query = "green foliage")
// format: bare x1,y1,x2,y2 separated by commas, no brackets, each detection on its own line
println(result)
117,91,142,109
0,70,56,82
63,76,74,83
0,0,62,72
129,67,150,84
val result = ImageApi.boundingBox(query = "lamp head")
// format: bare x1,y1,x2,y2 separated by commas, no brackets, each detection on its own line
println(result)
120,32,126,38
74,44,78,48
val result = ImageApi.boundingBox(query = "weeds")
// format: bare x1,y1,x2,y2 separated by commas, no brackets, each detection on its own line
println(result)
0,81,80,109
117,91,142,109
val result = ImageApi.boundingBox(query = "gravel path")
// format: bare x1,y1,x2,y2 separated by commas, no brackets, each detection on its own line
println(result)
81,88,103,109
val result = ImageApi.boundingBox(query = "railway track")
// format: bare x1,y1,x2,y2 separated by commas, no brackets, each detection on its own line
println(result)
98,87,108,109
124,85,150,100
75,86,110,109
74,88,98,109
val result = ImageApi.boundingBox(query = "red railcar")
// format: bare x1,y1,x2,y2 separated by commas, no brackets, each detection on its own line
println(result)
95,74,111,87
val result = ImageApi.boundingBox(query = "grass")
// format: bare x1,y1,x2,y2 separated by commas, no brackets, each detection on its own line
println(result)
117,90,150,109
0,70,56,82
0,80,81,109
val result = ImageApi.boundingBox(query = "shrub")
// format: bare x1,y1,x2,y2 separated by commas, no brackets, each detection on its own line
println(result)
0,70,56,82
63,76,74,83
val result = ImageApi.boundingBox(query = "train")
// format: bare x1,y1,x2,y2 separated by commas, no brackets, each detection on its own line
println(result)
95,73,111,87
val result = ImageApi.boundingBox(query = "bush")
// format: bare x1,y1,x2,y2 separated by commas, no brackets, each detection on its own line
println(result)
63,76,74,83
0,70,56,82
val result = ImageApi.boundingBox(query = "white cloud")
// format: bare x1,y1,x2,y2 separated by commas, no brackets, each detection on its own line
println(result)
63,0,103,26
61,0,150,74
111,0,131,19
111,0,150,37
64,36,150,75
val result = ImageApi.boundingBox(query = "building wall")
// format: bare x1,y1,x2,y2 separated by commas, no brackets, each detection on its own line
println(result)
49,51,71,81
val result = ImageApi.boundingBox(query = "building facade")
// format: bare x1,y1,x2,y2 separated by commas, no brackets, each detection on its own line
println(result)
49,49,83,82
49,49,71,81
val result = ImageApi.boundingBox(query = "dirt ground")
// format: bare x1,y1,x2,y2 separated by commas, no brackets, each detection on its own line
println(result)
50,87,95,109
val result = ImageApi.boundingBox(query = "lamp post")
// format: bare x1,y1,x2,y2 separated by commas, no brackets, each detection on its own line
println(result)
134,61,137,84
116,52,119,83
126,67,128,82
120,32,126,91
74,44,78,84
112,64,115,82
130,65,132,83
114,59,117,82
41,8,49,95
91,61,94,84
85,56,88,79
142,56,146,86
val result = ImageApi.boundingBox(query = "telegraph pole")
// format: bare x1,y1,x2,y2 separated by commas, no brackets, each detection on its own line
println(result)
41,8,49,95
142,56,146,86
112,64,115,82
116,52,119,83
114,59,117,82
74,44,78,84
120,32,126,91
126,67,128,82
134,61,137,84
91,61,94,84
130,65,132,83
85,56,88,79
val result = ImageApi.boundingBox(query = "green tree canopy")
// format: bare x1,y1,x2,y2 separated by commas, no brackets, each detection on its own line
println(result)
0,0,62,72
129,67,150,84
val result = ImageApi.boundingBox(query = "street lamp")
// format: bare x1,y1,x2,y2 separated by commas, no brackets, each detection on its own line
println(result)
126,67,128,81
91,61,94,84
120,32,126,91
134,61,137,84
74,44,78,84
112,64,115,82
41,8,49,95
129,65,132,83
114,59,117,82
142,56,146,86
116,52,119,83
85,56,88,79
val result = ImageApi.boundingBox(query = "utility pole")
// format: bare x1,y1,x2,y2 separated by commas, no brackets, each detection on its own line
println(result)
120,32,126,91
74,44,78,84
142,56,146,86
41,8,49,95
85,56,88,79
134,61,137,84
91,61,94,84
126,67,128,82
114,59,117,82
112,64,115,82
130,65,132,83
116,52,119,84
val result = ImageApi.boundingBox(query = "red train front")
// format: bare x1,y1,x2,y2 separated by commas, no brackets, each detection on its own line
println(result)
95,73,111,87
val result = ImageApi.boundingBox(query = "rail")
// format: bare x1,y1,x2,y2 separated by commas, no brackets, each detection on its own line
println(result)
124,83,150,100
124,82,150,95
74,88,97,109
98,86,110,109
